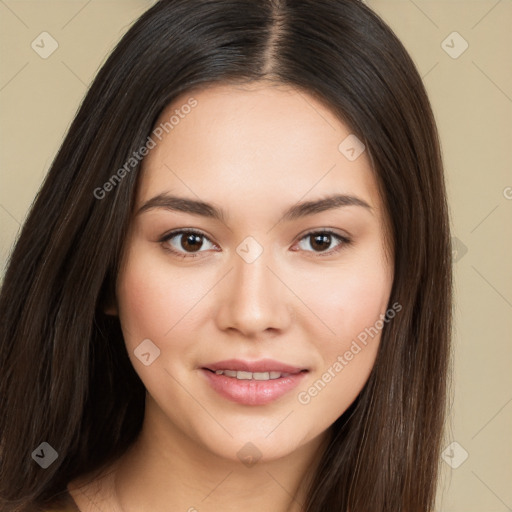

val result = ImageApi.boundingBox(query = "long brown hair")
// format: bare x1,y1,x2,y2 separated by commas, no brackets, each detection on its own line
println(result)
0,1,452,510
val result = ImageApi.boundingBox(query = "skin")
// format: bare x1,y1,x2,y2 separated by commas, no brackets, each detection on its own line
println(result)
68,81,394,512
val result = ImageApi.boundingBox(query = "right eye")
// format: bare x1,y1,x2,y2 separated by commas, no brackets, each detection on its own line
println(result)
160,229,217,258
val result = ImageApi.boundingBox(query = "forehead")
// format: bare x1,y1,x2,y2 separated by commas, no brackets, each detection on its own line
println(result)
137,82,382,217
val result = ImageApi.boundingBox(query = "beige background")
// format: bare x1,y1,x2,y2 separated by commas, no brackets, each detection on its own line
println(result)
0,1,511,510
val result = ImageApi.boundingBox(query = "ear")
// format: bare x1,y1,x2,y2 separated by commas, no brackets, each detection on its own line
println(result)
103,303,118,316
99,276,118,316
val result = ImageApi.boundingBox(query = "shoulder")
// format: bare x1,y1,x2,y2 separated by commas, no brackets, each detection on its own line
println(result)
66,463,121,512
44,459,122,512
45,501,80,511
42,488,81,512
43,509,78,512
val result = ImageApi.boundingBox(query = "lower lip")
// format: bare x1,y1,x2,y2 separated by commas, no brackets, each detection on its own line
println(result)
201,369,307,405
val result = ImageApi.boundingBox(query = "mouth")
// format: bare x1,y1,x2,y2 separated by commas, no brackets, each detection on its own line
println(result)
200,359,309,405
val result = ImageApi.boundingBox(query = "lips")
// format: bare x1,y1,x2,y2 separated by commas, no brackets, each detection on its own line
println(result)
200,358,308,405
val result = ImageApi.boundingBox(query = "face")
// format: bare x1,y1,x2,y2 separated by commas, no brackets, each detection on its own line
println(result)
114,82,394,464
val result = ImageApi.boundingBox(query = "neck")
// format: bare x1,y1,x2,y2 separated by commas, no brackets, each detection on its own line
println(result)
70,398,329,512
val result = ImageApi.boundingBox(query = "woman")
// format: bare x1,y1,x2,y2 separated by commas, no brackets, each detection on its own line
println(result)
0,0,452,511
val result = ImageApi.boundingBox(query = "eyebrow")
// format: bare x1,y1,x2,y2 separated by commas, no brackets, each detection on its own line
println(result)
136,192,373,222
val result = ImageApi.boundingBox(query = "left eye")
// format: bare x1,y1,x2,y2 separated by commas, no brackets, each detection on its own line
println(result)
296,231,348,254
160,229,350,258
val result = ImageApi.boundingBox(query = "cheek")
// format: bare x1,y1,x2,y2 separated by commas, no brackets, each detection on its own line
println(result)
293,248,392,414
296,254,391,345
116,250,213,351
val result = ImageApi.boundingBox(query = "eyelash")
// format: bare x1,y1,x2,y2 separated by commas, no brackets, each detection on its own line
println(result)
158,228,352,259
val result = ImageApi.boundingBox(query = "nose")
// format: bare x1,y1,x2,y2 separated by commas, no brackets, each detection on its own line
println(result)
215,245,292,338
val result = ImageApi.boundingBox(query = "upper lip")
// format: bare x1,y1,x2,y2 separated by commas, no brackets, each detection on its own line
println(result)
202,359,307,374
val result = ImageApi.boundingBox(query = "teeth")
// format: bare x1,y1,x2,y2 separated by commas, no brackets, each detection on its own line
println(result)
213,369,290,380
253,372,270,380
